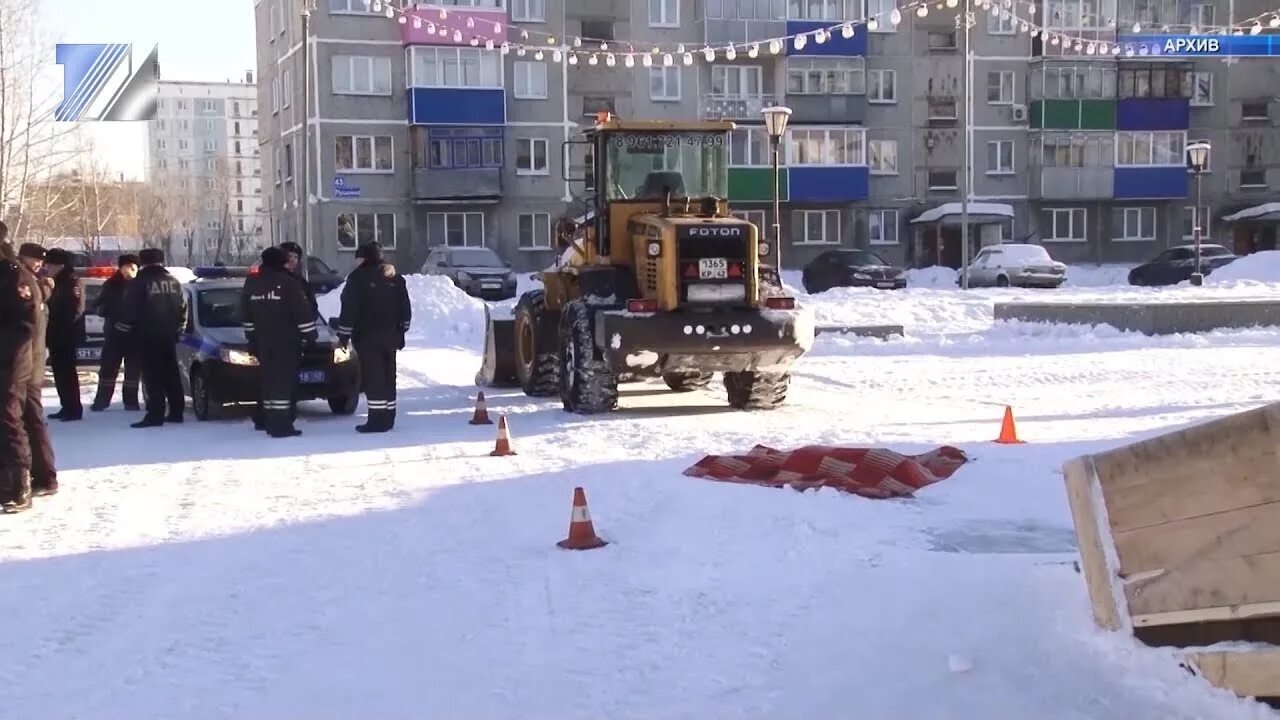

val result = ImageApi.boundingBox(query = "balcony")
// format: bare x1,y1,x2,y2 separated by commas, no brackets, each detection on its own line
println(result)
784,20,866,56
785,94,866,124
412,167,502,201
701,93,779,121
401,6,507,46
704,19,787,45
1114,166,1188,199
729,167,788,202
1116,98,1190,130
1035,167,1115,200
1030,99,1116,130
409,87,505,125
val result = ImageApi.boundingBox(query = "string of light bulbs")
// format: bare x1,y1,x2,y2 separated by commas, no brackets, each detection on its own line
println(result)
361,0,1280,62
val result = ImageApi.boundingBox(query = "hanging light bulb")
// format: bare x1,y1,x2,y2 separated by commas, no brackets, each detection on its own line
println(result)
683,52,694,65
469,37,480,46
842,23,855,38
916,5,928,17
794,34,807,49
642,53,653,67
384,5,394,18
600,42,609,50
662,53,673,66
624,54,635,67
535,49,544,60
372,0,382,11
946,0,958,7
677,43,686,53
520,29,529,39
547,36,557,45
438,8,447,19
500,42,511,54
574,36,583,47
769,39,783,54
412,16,421,29
890,7,902,24
437,25,448,36
605,53,616,66
1030,28,1040,37
485,39,494,50
1073,40,1083,51
1132,21,1141,32
589,54,598,65
466,16,475,28
398,14,407,24
726,45,737,60
814,29,828,43
868,18,880,30
1125,46,1134,56
1252,21,1264,34
1086,42,1096,54
568,53,578,64
494,22,502,33
1050,35,1060,45
1097,41,1108,53
747,43,759,58
552,49,563,62
515,45,525,56
1270,15,1280,28
702,46,715,61
452,30,463,41
1020,22,1029,32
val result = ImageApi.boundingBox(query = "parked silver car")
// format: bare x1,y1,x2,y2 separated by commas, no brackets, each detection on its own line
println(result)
962,244,1066,288
421,246,518,301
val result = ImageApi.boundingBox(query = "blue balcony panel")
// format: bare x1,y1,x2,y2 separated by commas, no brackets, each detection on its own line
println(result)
788,166,869,202
1115,98,1190,131
1113,166,1188,199
409,88,505,126
784,20,867,56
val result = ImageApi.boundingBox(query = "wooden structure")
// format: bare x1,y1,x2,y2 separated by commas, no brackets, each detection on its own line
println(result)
1063,402,1280,702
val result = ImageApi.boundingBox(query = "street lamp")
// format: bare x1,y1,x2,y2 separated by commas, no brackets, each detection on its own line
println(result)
298,0,317,280
1186,141,1211,287
761,105,792,273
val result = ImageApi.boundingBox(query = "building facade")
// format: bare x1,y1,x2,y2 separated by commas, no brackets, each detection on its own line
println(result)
146,77,267,265
253,0,1280,272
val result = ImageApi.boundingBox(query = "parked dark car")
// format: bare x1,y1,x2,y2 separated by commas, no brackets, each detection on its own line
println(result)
801,249,906,294
1128,244,1238,286
422,246,517,301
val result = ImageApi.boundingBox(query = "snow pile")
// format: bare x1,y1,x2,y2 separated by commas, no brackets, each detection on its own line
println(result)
317,274,486,348
1064,265,1132,287
1208,251,1280,284
906,266,959,287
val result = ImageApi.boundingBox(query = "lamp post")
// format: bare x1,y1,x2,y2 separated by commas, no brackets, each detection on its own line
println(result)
1186,141,1211,287
299,0,316,280
761,105,792,273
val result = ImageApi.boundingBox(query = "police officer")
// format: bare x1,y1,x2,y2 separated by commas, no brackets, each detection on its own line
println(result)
241,246,316,438
13,240,57,497
336,242,411,434
116,248,187,428
90,254,141,411
44,249,86,421
278,241,319,318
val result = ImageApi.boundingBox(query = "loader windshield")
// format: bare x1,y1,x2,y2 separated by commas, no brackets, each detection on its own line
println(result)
603,132,728,202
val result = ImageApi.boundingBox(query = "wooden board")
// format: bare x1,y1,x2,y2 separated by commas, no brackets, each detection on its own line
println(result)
1114,502,1280,578
1187,648,1280,699
1063,457,1122,631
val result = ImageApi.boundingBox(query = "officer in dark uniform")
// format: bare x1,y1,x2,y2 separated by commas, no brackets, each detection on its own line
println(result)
91,253,141,411
278,241,319,317
0,233,37,512
115,248,187,428
336,242,411,434
13,241,57,498
240,246,317,438
44,249,86,421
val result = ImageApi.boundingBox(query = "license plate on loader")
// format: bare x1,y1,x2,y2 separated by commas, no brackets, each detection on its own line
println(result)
699,258,728,280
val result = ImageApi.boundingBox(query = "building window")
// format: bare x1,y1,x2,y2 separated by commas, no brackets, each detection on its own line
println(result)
711,65,763,99
1040,207,1087,242
155,139,166,150
427,212,484,247
786,58,865,95
927,170,958,190
337,212,397,251
1188,71,1213,106
511,0,545,21
649,67,681,101
1118,65,1190,99
986,141,1014,174
582,96,616,117
928,97,958,120
869,140,897,175
409,47,504,89
1041,66,1115,99
786,0,863,21
282,142,292,178
580,19,615,40
1115,131,1185,166
1112,207,1156,241
1240,169,1267,188
868,209,898,245
649,0,679,26
1191,3,1214,28
986,70,1014,104
1182,205,1211,239
1036,133,1113,167
514,61,548,99
516,138,549,175
868,69,896,103
425,133,503,169
201,99,215,112
335,135,394,172
728,126,770,166
732,210,767,230
1044,0,1095,28
787,127,865,165
987,7,1015,33
867,0,895,30
331,55,393,95
203,140,217,153
1242,102,1270,121
927,31,958,50
518,213,552,249
282,69,292,107
329,0,381,11
271,76,280,113
793,209,841,245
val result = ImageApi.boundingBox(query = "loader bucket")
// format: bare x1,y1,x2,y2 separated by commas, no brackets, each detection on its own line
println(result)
476,305,520,388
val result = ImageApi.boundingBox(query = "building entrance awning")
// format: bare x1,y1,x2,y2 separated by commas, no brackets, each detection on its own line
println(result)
909,202,1015,227
1223,202,1280,224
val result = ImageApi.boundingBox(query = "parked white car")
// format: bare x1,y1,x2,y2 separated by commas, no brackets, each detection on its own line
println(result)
962,244,1066,288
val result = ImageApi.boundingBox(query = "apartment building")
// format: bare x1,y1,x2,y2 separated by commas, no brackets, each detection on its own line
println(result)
253,0,1280,272
146,77,267,265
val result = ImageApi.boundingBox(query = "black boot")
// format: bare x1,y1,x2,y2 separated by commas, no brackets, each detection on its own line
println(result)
131,416,164,428
1,470,33,514
31,477,58,497
90,398,109,412
356,410,392,434
123,387,140,411
268,428,303,438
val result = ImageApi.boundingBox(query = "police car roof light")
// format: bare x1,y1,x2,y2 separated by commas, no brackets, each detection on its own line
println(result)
82,266,116,278
193,266,252,279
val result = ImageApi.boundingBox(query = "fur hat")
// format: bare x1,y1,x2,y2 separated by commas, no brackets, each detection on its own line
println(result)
278,241,303,257
18,243,45,260
43,248,71,266
260,246,287,269
139,248,165,265
354,242,383,262
118,253,140,267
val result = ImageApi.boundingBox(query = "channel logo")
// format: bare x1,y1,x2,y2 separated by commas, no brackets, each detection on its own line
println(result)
54,43,160,122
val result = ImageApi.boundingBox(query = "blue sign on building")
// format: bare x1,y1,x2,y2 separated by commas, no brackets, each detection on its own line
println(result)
333,176,361,198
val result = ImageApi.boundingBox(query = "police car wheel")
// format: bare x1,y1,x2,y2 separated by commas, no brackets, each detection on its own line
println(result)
191,370,224,421
328,394,358,415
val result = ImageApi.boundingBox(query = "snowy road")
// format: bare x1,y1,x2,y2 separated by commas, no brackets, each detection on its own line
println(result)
2,278,1279,719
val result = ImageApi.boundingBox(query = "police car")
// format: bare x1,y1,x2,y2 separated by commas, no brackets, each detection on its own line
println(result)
74,266,114,367
171,267,361,421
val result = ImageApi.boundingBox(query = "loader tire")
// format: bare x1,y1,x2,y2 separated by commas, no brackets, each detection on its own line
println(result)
724,370,790,411
559,299,618,415
515,290,560,397
663,371,714,392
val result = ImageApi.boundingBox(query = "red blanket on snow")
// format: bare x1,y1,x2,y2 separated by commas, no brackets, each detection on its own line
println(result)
683,445,970,499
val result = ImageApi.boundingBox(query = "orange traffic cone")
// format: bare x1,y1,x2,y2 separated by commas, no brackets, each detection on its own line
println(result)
490,415,517,456
469,391,494,425
557,487,608,550
995,406,1024,444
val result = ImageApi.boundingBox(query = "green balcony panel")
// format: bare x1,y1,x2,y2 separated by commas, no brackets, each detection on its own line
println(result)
729,167,789,203
1031,99,1116,130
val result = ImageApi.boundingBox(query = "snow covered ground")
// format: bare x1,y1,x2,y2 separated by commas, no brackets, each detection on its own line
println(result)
3,270,1280,718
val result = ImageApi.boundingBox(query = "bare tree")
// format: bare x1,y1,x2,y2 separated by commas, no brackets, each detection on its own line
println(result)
0,0,79,237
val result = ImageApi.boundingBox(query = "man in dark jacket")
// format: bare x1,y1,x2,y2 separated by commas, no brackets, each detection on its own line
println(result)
44,248,86,421
13,240,57,498
336,241,411,434
241,246,316,438
116,247,187,428
0,231,37,512
90,254,141,411
278,241,319,317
